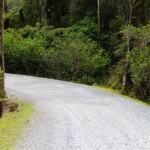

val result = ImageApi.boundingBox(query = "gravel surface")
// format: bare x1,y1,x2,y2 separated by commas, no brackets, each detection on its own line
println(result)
5,73,150,150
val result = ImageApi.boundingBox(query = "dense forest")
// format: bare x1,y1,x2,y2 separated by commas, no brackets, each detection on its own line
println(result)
4,0,150,102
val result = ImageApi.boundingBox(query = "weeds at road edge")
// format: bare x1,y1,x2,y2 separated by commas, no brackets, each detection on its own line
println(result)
0,101,34,150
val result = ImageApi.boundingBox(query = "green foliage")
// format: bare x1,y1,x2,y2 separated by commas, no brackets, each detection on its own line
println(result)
71,16,98,40
128,24,150,101
5,0,150,102
129,47,150,85
109,23,150,102
18,25,36,38
4,19,109,84
4,29,45,75
109,16,124,33
80,75,95,85
130,47,150,88
129,47,150,101
108,58,126,89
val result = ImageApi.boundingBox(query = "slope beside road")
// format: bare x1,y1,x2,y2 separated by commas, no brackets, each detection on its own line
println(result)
5,74,150,150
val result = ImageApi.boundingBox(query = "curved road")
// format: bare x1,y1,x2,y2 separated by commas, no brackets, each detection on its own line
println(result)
5,74,150,150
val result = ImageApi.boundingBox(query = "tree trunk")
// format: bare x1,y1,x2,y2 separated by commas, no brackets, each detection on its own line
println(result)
121,0,135,94
41,0,48,25
122,32,130,94
0,0,5,98
56,52,61,80
0,101,2,117
122,57,129,94
97,0,100,34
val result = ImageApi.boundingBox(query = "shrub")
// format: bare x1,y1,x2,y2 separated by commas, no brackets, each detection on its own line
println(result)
4,18,109,84
129,47,150,101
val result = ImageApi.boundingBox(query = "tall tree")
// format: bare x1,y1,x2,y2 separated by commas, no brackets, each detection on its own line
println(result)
121,0,146,93
97,0,100,34
41,0,48,25
0,0,5,98
121,25,134,93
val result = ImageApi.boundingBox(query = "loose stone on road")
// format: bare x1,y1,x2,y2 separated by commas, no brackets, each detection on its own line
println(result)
5,74,150,150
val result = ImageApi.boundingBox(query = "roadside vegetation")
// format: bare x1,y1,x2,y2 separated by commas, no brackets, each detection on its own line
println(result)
0,101,34,150
3,0,150,103
93,85,150,106
4,17,109,85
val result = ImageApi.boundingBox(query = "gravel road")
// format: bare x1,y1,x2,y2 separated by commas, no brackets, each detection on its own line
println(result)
5,74,150,150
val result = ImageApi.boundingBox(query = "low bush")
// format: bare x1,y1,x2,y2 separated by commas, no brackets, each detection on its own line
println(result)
4,18,110,84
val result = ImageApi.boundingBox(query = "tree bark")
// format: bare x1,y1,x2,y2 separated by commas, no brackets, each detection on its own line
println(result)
97,0,100,34
0,0,5,98
122,31,130,94
121,0,136,94
41,0,48,25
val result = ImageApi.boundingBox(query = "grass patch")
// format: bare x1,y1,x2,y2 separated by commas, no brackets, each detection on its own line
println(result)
0,101,34,150
93,85,149,106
